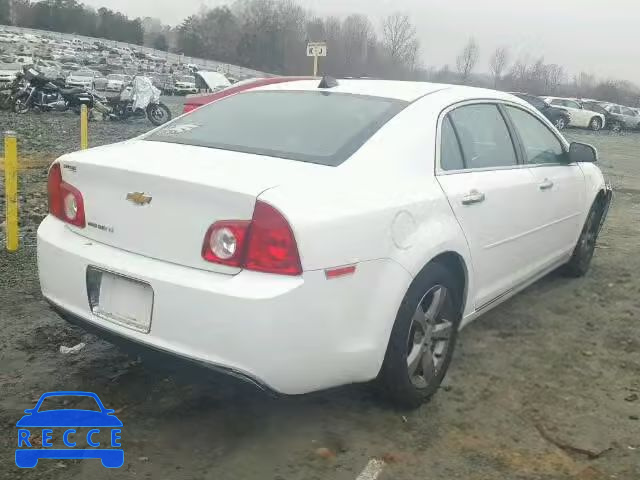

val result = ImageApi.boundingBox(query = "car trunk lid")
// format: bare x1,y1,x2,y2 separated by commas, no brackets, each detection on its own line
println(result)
60,140,323,275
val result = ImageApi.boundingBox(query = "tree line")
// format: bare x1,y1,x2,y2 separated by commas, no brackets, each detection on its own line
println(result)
434,38,639,107
0,0,144,44
176,0,420,79
1,0,637,105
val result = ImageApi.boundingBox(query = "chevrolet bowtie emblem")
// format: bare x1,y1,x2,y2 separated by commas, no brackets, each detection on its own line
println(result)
126,192,152,206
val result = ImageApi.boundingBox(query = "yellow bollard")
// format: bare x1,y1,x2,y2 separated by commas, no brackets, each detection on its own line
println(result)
4,131,19,252
80,104,88,150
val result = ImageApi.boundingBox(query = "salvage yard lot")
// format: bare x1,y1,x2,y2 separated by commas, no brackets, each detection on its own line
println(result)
0,102,638,479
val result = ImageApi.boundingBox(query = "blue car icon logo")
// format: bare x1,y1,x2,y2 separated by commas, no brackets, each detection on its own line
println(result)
16,391,123,468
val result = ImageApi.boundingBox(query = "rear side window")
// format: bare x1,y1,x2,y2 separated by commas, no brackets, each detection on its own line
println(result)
146,91,408,166
448,104,518,169
440,116,464,171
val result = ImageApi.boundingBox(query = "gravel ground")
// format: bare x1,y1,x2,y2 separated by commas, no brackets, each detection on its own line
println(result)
0,109,638,480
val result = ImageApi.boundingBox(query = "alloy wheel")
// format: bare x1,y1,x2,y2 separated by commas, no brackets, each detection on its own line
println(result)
406,285,454,389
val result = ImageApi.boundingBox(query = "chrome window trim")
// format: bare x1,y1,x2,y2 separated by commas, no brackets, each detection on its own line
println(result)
435,98,572,176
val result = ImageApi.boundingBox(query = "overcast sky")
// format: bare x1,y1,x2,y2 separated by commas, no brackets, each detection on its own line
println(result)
81,0,639,82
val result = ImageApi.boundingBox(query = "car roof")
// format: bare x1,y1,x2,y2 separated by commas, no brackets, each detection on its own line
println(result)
253,78,521,103
253,79,449,101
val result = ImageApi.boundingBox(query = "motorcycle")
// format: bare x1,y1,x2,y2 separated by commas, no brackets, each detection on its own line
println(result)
102,76,172,126
13,67,97,115
0,73,25,111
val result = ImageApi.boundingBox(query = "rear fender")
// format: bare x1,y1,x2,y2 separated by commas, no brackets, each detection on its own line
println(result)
389,194,476,319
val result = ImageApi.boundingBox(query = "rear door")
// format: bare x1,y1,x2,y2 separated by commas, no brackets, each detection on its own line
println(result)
562,100,590,128
504,105,585,263
436,103,544,309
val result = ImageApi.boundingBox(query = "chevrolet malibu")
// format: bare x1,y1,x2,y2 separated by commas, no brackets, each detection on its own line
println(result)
38,79,611,408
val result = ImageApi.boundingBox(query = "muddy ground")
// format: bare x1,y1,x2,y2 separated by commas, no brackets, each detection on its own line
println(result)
0,102,638,479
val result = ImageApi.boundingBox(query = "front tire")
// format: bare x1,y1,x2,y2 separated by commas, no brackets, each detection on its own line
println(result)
563,203,603,277
378,262,462,409
13,97,30,114
589,117,603,131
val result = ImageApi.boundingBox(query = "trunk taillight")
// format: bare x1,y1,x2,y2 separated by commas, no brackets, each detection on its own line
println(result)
48,163,86,228
202,201,302,276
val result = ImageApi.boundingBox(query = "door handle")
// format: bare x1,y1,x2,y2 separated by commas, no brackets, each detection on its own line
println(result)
461,190,486,205
539,179,554,190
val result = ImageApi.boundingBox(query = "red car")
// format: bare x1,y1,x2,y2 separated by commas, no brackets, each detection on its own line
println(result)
182,76,314,114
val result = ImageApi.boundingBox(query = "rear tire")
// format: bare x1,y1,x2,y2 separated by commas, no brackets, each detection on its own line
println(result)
147,102,171,126
590,117,603,131
554,116,567,130
378,262,462,409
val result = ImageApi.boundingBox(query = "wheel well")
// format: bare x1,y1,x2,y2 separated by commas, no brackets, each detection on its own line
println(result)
429,252,468,315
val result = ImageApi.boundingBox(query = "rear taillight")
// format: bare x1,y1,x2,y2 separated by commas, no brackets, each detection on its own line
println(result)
202,220,250,267
47,163,86,228
202,201,302,276
244,202,302,276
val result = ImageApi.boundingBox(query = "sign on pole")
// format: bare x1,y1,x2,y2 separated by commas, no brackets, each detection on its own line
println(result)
306,42,327,76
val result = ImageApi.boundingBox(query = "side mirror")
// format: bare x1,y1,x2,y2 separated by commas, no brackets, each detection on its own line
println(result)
569,142,598,163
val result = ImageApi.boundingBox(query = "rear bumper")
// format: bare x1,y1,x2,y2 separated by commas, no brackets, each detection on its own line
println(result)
47,298,275,393
37,216,411,394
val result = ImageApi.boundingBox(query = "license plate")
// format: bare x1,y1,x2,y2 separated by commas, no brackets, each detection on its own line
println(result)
87,267,153,333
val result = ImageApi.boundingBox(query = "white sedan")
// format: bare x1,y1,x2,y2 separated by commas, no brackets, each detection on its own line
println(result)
105,74,131,92
542,97,606,131
38,79,612,408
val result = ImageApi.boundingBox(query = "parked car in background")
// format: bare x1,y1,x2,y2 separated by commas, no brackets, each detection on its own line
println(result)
66,69,100,89
602,104,640,131
151,73,175,95
193,71,231,92
512,93,571,130
0,67,20,87
39,79,612,408
182,76,314,113
61,62,81,72
93,74,109,91
174,75,197,94
542,97,606,131
580,101,621,131
105,74,131,92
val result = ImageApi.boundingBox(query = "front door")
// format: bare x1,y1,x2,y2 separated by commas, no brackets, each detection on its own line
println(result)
504,105,586,264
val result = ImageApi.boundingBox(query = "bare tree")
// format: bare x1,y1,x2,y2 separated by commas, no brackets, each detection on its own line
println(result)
456,38,479,84
546,64,564,94
341,14,374,76
382,12,419,70
488,47,509,88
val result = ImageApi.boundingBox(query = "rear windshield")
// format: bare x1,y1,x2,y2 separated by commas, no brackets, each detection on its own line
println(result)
146,91,408,166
